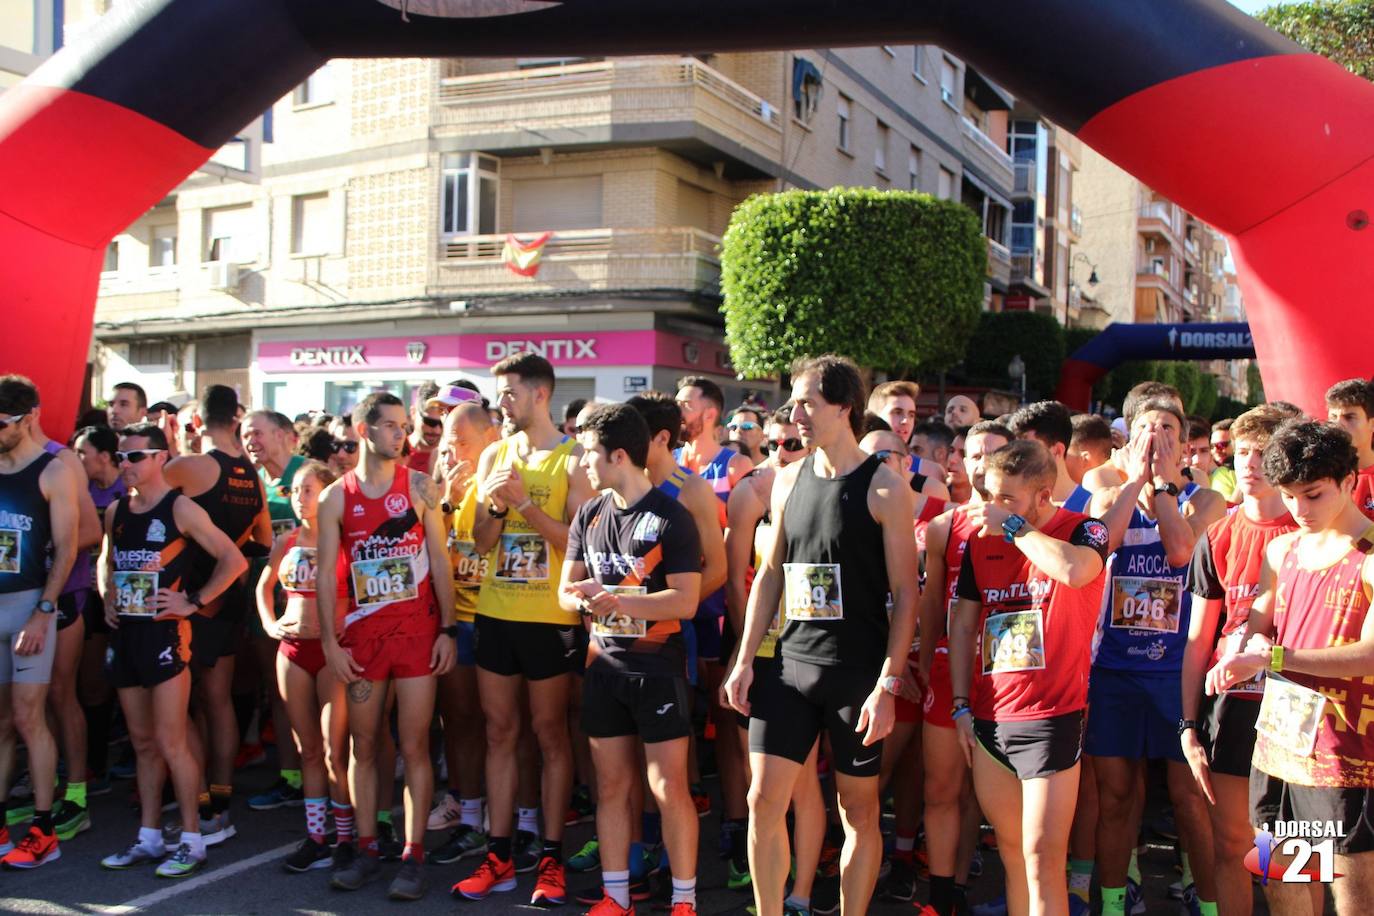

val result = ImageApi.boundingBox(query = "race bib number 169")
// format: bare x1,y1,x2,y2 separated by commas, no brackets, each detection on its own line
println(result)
783,563,844,621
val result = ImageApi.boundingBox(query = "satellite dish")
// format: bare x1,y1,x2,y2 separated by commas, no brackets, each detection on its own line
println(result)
374,0,560,18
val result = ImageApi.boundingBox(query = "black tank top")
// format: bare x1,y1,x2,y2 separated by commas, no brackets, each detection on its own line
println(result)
0,452,55,594
110,491,199,615
191,450,263,553
779,452,889,671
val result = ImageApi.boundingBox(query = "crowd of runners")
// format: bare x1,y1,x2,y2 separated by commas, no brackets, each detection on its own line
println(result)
0,353,1372,916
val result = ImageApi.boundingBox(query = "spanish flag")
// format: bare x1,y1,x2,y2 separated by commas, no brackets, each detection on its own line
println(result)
502,231,554,277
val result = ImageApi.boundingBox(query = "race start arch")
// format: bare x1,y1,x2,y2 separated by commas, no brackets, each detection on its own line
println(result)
3,0,1372,436
1055,322,1256,410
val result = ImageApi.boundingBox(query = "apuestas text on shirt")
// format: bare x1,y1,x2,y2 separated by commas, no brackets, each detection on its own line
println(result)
586,551,646,580
0,511,33,532
114,548,161,570
981,579,1052,604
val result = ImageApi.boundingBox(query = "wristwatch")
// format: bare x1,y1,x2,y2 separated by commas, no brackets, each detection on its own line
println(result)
1154,482,1180,498
186,592,204,611
34,599,55,615
878,675,904,697
1177,718,1199,736
487,503,509,519
1001,514,1028,543
1270,644,1285,673
442,623,460,639
441,500,454,515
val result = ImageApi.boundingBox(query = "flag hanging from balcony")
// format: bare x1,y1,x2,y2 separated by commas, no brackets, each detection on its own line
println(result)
503,232,554,277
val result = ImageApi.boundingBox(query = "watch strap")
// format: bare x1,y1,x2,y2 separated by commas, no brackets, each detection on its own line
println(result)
1270,644,1285,673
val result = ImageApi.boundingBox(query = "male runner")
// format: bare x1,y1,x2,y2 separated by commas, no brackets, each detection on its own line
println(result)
949,439,1110,916
1080,382,1183,493
108,382,147,431
244,410,306,537
1088,394,1226,916
1208,420,1237,503
946,427,973,506
1206,419,1374,914
1180,405,1298,916
0,376,78,868
726,405,768,466
456,353,593,905
1325,377,1374,520
725,355,919,916
1068,415,1113,490
1185,417,1219,485
562,403,704,916
96,423,246,878
868,381,948,497
1008,400,1078,504
405,382,447,476
317,391,457,901
910,419,955,474
944,395,981,429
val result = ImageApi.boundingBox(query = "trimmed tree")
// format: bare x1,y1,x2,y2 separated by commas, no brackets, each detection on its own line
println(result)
720,188,987,378
1258,1,1374,81
961,311,1066,402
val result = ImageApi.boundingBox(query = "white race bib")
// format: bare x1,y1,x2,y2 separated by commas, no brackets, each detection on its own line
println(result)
271,517,298,538
0,528,20,574
591,585,648,638
350,555,419,608
783,563,844,621
1110,576,1182,633
1256,675,1327,758
1222,629,1265,696
980,610,1046,675
280,546,317,593
496,533,550,583
112,570,159,617
449,536,489,589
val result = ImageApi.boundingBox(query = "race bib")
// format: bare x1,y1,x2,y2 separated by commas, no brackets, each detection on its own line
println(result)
280,546,316,592
1256,675,1327,758
591,585,648,638
350,555,419,608
1222,629,1265,696
449,536,489,589
496,533,549,583
1110,576,1182,633
112,570,158,617
783,563,844,621
981,610,1046,675
271,517,298,538
0,529,20,574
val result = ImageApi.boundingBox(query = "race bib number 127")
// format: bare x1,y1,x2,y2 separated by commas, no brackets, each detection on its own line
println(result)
497,534,550,583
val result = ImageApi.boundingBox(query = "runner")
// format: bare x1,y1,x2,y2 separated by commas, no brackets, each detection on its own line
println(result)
329,422,360,478
1008,400,1078,504
96,423,247,878
1081,382,1182,492
107,382,147,431
1206,419,1374,914
1325,378,1374,520
944,395,981,429
404,382,446,476
0,376,79,869
1185,417,1219,487
557,403,703,916
1208,420,1237,504
429,400,498,865
563,399,588,438
316,391,457,901
164,385,272,842
1067,415,1114,505
1087,393,1226,916
948,439,1110,916
917,420,1012,916
456,353,593,905
910,419,955,481
946,427,973,507
867,381,920,448
724,355,919,916
1180,405,1299,916
726,405,768,466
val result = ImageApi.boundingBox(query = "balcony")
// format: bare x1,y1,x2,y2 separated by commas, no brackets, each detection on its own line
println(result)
1138,200,1183,247
433,226,721,296
434,58,783,175
986,238,1012,288
958,118,1014,191
1137,257,1183,304
1012,160,1037,198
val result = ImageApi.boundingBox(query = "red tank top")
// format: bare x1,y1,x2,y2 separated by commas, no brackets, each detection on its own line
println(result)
933,508,978,653
1253,538,1374,787
337,469,435,631
1354,465,1374,522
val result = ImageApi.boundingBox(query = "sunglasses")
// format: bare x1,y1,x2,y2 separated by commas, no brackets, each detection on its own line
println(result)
875,449,910,462
0,413,27,432
727,421,759,432
421,415,445,430
116,448,164,464
333,440,359,454
770,437,804,452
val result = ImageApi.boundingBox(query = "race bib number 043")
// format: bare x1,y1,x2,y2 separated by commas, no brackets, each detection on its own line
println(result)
592,585,648,638
350,556,419,608
1256,675,1327,758
981,610,1046,674
783,563,844,621
1110,576,1182,633
112,570,158,617
497,533,550,583
449,537,489,589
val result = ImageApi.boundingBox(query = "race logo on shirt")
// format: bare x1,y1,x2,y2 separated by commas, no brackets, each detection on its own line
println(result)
147,519,166,543
1080,519,1109,550
384,492,410,517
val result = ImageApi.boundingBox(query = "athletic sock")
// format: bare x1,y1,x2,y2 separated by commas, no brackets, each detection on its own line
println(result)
64,781,87,809
1127,848,1142,885
642,811,663,846
33,809,53,835
604,869,631,909
1068,857,1093,903
1199,902,1218,916
930,874,955,916
460,797,484,829
210,784,232,816
894,831,916,857
402,841,424,863
1101,886,1126,915
198,791,213,822
517,806,539,834
490,835,512,863
181,831,206,859
331,801,355,844
304,797,328,842
280,769,303,791
670,876,697,906
1180,850,1194,887
541,838,562,861
360,835,379,858
138,825,165,853
376,808,393,827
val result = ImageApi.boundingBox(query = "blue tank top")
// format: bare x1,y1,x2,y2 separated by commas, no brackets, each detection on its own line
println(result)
0,451,56,594
672,446,734,619
1092,483,1199,673
657,466,692,501
1063,484,1092,514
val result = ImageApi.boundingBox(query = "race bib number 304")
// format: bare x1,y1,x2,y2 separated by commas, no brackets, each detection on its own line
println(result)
592,585,648,638
497,533,550,583
1110,576,1182,633
1256,675,1327,758
783,563,844,621
350,556,419,608
981,610,1046,674
112,570,158,617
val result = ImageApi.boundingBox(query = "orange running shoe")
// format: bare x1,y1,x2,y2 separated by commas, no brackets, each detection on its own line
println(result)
530,855,566,907
670,903,698,915
1,826,59,869
452,852,516,900
586,894,634,915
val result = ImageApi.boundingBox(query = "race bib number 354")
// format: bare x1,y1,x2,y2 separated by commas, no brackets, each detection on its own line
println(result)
497,534,550,583
350,556,419,608
981,610,1046,674
783,563,844,621
112,570,158,617
1110,576,1182,633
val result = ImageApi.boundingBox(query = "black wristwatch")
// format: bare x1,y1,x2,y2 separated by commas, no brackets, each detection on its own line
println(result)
1177,718,1199,736
186,591,204,611
34,599,55,615
1154,482,1180,498
441,500,454,515
487,503,509,519
442,624,459,639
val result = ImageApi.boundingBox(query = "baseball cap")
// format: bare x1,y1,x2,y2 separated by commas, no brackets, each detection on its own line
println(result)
426,383,483,410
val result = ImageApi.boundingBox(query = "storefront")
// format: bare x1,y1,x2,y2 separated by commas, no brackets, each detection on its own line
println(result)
252,323,752,421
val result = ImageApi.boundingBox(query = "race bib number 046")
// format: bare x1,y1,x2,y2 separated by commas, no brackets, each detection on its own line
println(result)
1110,576,1182,633
449,537,489,589
112,570,158,617
592,585,648,638
981,610,1046,674
783,563,844,621
1256,675,1327,758
497,533,549,583
350,556,419,608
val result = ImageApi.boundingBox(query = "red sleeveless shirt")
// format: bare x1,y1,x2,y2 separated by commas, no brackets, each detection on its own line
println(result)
337,468,435,632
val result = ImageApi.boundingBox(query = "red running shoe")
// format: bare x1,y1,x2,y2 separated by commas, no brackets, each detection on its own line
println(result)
452,852,516,900
1,827,59,869
530,855,566,907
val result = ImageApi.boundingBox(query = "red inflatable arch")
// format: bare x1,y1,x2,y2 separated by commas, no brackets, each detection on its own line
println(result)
2,0,1370,437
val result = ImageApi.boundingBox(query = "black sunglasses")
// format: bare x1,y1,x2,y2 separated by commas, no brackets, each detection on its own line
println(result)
333,440,359,454
421,415,444,429
770,437,804,452
116,449,164,464
0,412,28,433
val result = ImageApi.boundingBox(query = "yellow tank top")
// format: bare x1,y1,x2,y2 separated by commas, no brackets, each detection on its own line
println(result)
448,479,489,623
476,435,579,625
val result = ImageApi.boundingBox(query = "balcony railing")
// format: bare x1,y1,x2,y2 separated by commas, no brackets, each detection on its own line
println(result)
1012,160,1037,196
434,226,721,295
958,118,1014,186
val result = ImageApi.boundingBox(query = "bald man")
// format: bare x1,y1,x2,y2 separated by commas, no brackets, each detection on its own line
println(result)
943,396,980,429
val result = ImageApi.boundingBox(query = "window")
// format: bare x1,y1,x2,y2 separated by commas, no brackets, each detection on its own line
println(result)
441,153,500,237
874,121,889,174
102,242,119,274
912,46,927,82
204,204,256,263
908,147,921,191
792,57,823,124
291,193,330,255
938,167,955,201
940,58,958,107
293,63,334,107
512,176,603,232
149,224,176,268
128,340,171,367
837,95,851,152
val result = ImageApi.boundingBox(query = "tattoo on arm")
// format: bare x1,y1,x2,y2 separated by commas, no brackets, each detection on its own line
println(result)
347,680,373,703
415,472,439,511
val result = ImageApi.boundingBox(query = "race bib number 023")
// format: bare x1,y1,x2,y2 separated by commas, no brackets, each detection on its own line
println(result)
783,563,844,621
497,533,550,583
981,610,1046,674
350,556,419,608
592,585,648,638
1256,675,1327,758
112,570,158,617
1110,576,1182,633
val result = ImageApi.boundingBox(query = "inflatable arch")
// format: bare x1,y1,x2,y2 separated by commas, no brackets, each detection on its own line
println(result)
3,0,1371,437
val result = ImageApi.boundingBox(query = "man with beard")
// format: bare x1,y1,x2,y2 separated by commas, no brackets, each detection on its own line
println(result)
725,405,767,466
944,395,981,429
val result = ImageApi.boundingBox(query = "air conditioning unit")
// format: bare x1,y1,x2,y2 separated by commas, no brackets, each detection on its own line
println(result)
207,261,241,291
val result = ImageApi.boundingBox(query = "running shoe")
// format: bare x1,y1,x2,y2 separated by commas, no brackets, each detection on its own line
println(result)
1068,895,1092,916
529,854,566,907
154,842,204,878
1126,877,1146,915
427,794,462,831
330,848,380,890
54,802,91,841
87,777,113,798
586,895,635,916
811,874,840,915
376,818,403,860
431,824,489,864
8,772,32,800
1169,879,1184,899
453,852,517,900
568,838,601,872
283,836,331,873
565,784,595,826
726,857,752,891
969,897,1007,916
331,841,356,873
5,800,33,825
670,904,697,916
1180,883,1202,916
878,854,917,901
689,783,710,817
0,826,11,856
101,841,164,870
248,778,303,811
1,827,59,869
201,812,236,846
388,859,428,901
514,829,542,873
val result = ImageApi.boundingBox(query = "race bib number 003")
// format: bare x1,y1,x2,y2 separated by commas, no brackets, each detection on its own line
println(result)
1256,675,1327,758
783,563,844,621
350,556,419,608
449,536,489,589
981,610,1046,675
112,570,158,617
1110,576,1182,633
592,585,648,638
497,533,550,583
0,528,20,574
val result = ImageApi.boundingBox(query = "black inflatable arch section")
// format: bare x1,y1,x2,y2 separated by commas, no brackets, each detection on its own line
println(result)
3,0,1371,434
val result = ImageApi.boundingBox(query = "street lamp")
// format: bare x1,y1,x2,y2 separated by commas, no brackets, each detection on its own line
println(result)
1072,252,1099,287
1008,353,1027,404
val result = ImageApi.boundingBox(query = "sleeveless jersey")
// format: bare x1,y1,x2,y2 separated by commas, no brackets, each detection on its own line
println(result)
957,508,1110,721
109,490,199,616
261,454,304,537
337,468,434,630
1252,538,1374,788
656,466,692,502
90,476,127,518
45,441,93,594
0,451,55,594
476,436,579,626
934,508,979,654
1354,464,1374,522
448,479,488,624
192,450,263,554
1063,484,1092,513
1092,483,1199,673
778,453,889,672
674,446,732,619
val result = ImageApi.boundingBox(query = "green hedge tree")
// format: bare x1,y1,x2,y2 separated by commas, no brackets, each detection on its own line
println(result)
720,188,987,377
961,311,1066,401
1258,1,1374,81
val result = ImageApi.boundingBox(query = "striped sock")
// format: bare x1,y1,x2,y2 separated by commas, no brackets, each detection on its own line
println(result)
670,876,697,906
331,802,354,844
603,870,630,909
304,797,328,842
